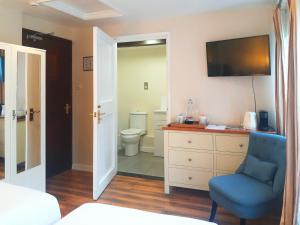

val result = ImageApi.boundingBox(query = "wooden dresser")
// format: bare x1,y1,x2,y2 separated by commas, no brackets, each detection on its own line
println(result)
163,125,254,194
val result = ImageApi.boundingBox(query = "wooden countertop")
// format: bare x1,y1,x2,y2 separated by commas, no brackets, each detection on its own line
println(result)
162,123,276,135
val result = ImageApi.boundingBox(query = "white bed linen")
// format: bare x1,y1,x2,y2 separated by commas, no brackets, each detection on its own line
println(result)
0,182,61,225
56,203,217,225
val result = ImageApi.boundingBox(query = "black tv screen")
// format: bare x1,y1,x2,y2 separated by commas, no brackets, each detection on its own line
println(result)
206,35,271,77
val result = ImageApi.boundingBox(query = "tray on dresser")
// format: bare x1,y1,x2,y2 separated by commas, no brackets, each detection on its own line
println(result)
167,122,206,129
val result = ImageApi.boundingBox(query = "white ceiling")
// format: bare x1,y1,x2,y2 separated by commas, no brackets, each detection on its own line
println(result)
103,0,276,20
0,0,277,26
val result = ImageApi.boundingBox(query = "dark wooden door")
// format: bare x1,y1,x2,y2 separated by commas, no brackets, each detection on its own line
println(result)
22,28,72,178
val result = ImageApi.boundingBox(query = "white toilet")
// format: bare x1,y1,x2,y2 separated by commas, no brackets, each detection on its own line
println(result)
121,112,147,156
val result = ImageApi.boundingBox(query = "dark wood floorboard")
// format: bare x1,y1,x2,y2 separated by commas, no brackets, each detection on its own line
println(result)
46,170,280,225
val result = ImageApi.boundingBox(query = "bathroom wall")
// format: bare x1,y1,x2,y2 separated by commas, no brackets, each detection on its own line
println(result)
118,45,167,151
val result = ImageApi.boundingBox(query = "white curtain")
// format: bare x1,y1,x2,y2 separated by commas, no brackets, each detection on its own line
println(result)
297,0,300,224
279,0,300,224
274,4,289,135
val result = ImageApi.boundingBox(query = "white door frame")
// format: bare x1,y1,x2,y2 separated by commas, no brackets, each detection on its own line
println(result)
116,32,171,124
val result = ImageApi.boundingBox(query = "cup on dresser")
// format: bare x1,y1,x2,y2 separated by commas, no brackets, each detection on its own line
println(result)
199,115,208,125
176,115,186,124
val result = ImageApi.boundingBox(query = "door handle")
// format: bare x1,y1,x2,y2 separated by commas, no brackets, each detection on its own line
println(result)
64,103,71,115
97,110,106,123
89,112,97,117
29,108,40,121
89,106,104,123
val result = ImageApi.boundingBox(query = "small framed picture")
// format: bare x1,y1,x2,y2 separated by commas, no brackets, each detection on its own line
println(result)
83,56,93,71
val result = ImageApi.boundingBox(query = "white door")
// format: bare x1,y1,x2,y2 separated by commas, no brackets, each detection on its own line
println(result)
93,27,117,200
10,46,46,191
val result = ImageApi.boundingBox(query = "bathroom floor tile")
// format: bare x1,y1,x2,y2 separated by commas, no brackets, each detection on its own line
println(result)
118,150,164,178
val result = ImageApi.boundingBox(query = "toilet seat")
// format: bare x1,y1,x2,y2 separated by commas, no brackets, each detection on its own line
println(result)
120,128,146,156
121,129,142,136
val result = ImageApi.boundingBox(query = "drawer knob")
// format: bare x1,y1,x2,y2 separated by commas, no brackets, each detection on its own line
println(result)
188,140,192,144
188,177,193,180
239,144,244,148
188,158,192,162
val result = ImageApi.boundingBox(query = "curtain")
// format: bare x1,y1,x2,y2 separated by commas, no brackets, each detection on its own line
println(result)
274,6,287,135
280,0,300,224
298,0,300,221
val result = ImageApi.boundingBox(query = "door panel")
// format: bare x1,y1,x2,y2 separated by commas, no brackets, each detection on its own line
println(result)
22,29,72,178
10,46,46,191
93,27,117,200
27,54,41,170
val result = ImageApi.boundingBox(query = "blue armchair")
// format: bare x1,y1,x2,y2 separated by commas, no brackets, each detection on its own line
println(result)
208,132,286,225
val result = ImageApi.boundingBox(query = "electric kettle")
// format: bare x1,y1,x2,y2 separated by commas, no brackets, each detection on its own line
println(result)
243,112,257,130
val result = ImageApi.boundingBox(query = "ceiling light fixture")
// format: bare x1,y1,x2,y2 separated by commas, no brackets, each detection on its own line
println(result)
118,39,166,48
145,40,160,45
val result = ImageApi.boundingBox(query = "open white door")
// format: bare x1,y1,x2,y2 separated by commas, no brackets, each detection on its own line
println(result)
93,27,117,200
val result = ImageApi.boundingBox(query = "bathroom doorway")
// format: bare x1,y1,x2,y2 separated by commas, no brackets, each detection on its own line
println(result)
116,34,169,179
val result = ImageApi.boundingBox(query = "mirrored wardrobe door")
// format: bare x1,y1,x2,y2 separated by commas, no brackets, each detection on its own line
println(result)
0,48,5,180
16,52,27,174
25,53,41,171
16,52,42,174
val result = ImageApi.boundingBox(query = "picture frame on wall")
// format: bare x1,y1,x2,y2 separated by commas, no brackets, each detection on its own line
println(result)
83,56,93,71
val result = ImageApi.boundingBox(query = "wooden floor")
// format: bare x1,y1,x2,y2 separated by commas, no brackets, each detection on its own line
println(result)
0,158,4,179
47,170,280,225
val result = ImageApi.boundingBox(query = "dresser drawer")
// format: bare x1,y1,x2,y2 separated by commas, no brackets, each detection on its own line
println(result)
216,153,245,172
168,132,213,150
169,150,213,169
169,167,213,189
215,135,249,153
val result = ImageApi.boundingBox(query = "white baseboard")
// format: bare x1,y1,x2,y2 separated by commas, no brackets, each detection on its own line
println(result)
141,146,154,153
72,163,92,172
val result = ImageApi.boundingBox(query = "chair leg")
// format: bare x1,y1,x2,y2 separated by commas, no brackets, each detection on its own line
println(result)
240,218,247,225
209,201,218,222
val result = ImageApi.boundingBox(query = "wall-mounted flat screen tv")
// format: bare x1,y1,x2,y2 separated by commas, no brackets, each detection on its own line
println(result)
206,35,271,77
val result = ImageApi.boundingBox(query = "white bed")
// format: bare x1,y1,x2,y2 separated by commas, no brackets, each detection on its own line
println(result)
0,182,216,225
55,203,217,225
0,182,61,225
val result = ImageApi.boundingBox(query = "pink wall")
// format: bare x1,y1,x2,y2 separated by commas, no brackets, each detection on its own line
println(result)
96,5,276,127
72,6,276,168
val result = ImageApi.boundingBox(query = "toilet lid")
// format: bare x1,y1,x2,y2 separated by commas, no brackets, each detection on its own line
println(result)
121,129,142,135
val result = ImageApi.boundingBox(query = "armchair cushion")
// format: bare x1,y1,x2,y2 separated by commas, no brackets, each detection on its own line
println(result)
209,174,278,218
242,155,277,184
209,174,276,207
